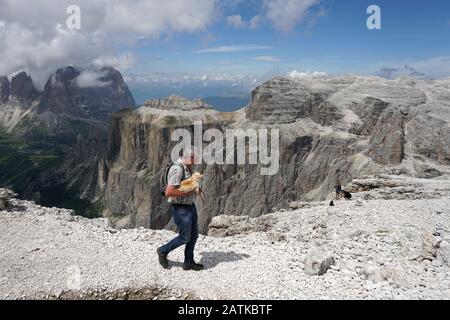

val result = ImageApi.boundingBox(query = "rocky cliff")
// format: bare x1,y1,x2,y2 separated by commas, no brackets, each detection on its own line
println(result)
0,66,135,132
0,66,135,214
99,76,450,232
37,66,135,121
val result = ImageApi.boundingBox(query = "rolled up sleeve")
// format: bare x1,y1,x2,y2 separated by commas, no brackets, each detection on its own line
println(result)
167,165,183,187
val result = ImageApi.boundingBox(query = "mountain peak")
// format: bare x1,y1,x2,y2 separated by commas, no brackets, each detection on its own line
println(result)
10,71,39,103
36,66,135,121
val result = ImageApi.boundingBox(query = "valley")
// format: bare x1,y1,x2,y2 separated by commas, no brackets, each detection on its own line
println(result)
0,66,135,216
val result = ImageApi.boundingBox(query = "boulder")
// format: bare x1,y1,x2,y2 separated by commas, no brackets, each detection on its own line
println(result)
438,240,450,267
303,250,335,276
0,189,17,210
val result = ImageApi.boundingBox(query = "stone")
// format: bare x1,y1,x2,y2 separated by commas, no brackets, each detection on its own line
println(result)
0,189,17,210
55,289,63,299
360,265,409,289
420,231,437,261
303,250,336,276
438,240,450,267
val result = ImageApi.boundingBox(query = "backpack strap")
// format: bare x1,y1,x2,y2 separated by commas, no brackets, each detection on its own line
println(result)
160,162,186,196
172,162,186,182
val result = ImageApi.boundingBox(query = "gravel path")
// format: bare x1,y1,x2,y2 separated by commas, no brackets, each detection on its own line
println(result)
1,190,450,300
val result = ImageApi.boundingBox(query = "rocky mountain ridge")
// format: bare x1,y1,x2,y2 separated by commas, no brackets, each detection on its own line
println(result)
98,75,450,232
0,66,135,131
0,66,135,214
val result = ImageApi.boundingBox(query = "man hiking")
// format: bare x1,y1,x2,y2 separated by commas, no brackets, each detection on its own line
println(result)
157,149,204,271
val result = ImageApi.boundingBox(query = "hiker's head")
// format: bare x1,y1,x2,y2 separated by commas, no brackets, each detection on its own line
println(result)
181,148,197,168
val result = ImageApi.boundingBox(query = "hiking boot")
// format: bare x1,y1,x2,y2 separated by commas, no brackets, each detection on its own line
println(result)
182,262,204,271
157,247,169,269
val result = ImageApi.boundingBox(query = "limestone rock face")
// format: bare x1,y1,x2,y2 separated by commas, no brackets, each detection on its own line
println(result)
10,72,39,104
367,108,406,165
99,76,450,232
0,66,134,215
37,66,135,121
246,77,342,125
0,76,10,103
350,97,389,135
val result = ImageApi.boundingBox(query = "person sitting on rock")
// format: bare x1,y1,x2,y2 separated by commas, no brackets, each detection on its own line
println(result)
157,148,204,271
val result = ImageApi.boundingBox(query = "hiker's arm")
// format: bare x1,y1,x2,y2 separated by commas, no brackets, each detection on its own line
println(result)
165,185,195,197
165,165,195,197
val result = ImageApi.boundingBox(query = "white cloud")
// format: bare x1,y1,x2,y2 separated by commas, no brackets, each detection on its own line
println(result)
93,53,136,71
194,44,272,53
227,15,246,29
249,15,264,29
288,70,327,78
0,0,217,88
126,72,266,87
263,0,320,32
75,69,111,88
253,56,282,62
125,71,270,102
226,14,264,30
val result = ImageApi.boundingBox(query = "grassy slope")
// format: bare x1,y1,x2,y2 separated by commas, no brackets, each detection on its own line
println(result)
0,128,100,218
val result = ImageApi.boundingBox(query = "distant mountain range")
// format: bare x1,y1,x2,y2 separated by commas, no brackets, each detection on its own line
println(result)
1,66,449,233
0,66,135,215
99,76,450,231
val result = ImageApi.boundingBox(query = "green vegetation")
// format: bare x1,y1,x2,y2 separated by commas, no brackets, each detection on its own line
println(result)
85,199,104,219
0,128,64,190
37,183,101,219
0,128,100,219
375,229,390,236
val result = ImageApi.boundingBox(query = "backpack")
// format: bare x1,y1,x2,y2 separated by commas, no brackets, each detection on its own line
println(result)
160,162,185,196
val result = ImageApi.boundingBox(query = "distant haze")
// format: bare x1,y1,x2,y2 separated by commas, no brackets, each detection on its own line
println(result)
130,82,252,111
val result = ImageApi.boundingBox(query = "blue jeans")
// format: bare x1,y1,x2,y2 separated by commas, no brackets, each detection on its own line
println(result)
160,204,199,264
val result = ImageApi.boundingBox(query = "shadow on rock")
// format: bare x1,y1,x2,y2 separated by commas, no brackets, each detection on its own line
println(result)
200,251,250,270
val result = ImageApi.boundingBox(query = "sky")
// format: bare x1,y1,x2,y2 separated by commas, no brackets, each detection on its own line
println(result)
0,0,449,104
